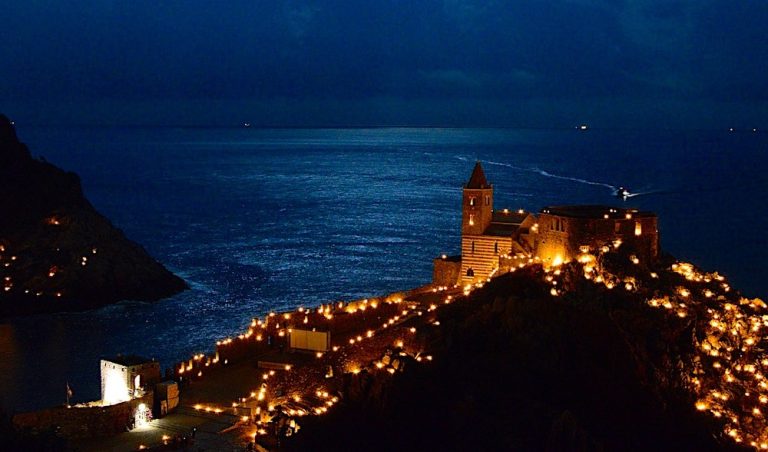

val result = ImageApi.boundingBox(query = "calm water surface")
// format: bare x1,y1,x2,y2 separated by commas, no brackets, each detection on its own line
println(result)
1,127,766,411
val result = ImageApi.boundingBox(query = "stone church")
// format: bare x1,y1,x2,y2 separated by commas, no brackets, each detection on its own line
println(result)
434,162,659,286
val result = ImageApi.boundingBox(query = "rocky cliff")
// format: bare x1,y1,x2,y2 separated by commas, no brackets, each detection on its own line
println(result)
0,115,187,316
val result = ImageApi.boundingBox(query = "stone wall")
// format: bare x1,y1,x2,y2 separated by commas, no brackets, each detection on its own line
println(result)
432,256,461,286
13,392,154,440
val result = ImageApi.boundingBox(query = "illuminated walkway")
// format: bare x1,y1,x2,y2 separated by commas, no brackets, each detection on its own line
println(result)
73,407,251,451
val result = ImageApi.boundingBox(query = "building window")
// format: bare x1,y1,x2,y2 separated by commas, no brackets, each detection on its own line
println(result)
471,241,475,254
469,214,475,226
469,197,476,206
614,222,621,233
635,221,642,236
466,268,474,277
485,195,490,205
494,242,498,254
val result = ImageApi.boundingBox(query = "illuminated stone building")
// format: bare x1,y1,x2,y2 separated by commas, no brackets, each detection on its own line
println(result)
434,162,660,285
100,355,160,406
535,205,659,266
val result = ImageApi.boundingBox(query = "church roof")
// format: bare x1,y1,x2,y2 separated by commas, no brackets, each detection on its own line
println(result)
484,223,520,237
465,161,490,189
484,211,530,236
492,210,529,224
540,205,656,219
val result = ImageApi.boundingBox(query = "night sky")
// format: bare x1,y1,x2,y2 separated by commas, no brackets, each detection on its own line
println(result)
2,1,767,128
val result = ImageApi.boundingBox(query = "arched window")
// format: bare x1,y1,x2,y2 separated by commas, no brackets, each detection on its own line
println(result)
494,242,498,254
469,197,476,206
466,268,474,277
485,195,490,205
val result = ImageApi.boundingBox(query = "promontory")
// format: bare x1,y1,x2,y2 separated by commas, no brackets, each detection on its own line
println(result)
0,114,186,316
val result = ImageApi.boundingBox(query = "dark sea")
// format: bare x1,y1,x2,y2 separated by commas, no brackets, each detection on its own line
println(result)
1,127,766,412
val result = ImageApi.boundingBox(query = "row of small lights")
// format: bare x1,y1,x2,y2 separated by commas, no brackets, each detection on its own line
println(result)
544,239,768,449
176,295,410,381
648,264,768,449
179,272,504,446
1,223,99,298
227,301,432,428
170,235,545,448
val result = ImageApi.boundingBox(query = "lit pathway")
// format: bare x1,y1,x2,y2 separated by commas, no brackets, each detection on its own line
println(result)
72,407,255,451
78,285,463,451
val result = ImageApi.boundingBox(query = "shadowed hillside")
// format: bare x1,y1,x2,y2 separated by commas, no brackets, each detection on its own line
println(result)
287,263,741,451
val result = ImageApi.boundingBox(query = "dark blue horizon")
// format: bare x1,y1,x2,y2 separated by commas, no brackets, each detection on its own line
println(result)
2,2,767,129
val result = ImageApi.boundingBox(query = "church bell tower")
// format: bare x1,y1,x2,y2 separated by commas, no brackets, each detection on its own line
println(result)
462,161,493,236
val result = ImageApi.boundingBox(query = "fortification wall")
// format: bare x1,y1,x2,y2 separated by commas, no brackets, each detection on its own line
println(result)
536,214,659,265
13,392,154,439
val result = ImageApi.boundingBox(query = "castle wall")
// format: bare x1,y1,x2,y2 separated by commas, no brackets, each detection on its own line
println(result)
535,214,659,265
13,391,154,440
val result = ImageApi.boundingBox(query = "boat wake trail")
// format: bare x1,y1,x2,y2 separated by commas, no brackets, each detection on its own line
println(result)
535,168,616,191
478,158,618,192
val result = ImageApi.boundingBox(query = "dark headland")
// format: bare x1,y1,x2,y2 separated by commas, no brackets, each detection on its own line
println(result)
0,115,187,316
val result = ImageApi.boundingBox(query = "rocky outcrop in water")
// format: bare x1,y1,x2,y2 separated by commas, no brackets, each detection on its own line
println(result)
0,114,187,316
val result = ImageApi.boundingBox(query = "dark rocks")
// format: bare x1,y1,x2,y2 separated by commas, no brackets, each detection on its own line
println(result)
0,114,187,316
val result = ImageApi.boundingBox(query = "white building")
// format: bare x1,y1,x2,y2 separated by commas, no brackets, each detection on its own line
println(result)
100,355,160,406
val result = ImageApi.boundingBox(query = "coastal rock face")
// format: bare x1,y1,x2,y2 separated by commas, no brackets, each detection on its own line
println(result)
0,114,186,316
